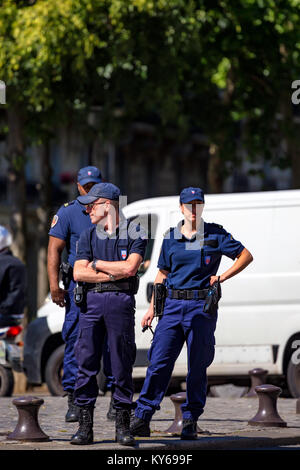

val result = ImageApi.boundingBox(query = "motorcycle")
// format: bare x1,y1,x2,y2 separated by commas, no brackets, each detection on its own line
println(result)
0,324,23,396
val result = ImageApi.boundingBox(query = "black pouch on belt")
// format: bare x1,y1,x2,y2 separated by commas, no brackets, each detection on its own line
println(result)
129,275,140,295
74,282,86,307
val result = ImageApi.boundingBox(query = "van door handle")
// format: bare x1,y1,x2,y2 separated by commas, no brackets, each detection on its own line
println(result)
146,283,154,303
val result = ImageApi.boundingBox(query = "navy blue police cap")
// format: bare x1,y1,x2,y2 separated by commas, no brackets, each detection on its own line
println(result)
179,187,205,204
77,166,102,186
77,182,121,205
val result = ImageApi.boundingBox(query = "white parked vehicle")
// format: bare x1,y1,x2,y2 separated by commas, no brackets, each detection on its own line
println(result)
23,189,300,397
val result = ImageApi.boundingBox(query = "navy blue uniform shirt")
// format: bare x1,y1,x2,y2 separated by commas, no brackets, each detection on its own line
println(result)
157,221,244,290
49,200,93,267
76,218,147,265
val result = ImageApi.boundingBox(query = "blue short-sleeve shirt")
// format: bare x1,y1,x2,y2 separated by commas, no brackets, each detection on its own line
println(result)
48,200,93,267
157,221,244,289
76,218,148,264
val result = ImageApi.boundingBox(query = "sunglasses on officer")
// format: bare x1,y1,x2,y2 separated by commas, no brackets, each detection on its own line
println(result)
85,201,107,210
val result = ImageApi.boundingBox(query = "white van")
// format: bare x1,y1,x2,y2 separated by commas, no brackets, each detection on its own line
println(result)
23,189,300,397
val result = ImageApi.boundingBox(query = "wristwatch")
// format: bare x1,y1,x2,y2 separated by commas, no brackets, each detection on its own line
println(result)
91,260,98,272
109,273,116,282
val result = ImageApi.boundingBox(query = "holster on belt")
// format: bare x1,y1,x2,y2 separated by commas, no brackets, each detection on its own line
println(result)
153,283,167,319
203,277,222,315
60,262,73,290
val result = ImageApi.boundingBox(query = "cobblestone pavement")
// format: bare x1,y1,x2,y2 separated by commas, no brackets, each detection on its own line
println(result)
0,393,299,452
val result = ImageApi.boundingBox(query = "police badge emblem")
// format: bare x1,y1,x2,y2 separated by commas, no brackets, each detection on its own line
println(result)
51,215,58,228
204,255,211,265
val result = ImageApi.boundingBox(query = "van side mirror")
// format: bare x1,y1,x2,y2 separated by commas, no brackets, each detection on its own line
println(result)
146,283,154,303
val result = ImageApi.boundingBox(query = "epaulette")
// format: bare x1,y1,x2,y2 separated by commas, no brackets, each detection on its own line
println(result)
163,227,175,237
63,200,75,208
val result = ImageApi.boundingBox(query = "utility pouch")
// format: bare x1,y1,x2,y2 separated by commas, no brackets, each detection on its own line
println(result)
74,282,86,307
128,275,140,295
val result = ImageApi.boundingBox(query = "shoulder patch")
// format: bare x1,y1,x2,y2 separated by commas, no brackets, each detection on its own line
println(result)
51,214,58,228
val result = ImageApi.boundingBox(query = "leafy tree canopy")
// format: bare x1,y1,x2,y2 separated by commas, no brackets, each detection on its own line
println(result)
0,0,299,167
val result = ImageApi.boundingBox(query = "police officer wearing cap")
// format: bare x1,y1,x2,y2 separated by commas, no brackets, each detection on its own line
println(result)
0,226,26,327
70,182,147,446
48,166,103,422
130,187,253,440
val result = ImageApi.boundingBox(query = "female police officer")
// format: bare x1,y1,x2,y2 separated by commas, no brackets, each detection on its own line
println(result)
130,187,253,440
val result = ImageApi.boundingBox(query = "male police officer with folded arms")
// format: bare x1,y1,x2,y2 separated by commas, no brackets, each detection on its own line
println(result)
130,187,253,440
48,166,102,421
70,182,147,446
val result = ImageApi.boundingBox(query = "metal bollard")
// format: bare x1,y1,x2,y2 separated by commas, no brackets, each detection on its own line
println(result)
7,396,50,441
164,392,202,435
248,384,287,427
245,368,269,397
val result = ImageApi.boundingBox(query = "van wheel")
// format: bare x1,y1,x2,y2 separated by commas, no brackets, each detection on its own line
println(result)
287,352,300,397
0,365,14,396
45,345,65,396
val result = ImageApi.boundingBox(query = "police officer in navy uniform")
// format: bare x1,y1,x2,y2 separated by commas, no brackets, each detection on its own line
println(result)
48,166,103,421
130,187,253,440
70,182,147,446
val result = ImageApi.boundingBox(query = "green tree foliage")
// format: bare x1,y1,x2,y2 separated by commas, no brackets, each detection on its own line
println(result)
0,0,300,176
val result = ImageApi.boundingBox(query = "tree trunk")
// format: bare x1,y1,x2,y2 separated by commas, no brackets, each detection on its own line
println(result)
207,143,225,193
36,140,53,309
207,67,235,194
6,107,27,263
279,89,300,189
6,107,28,393
290,143,300,189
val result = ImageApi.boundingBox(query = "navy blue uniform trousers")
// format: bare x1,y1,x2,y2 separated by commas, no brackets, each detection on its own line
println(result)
135,297,217,422
62,280,113,393
74,291,136,408
62,280,80,393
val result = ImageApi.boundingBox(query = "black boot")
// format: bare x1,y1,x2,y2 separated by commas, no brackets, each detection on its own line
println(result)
180,419,198,440
106,396,116,421
115,409,135,446
65,392,80,423
70,406,94,445
130,416,150,437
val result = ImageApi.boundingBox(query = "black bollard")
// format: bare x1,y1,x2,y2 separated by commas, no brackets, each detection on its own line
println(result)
248,384,287,427
7,396,50,441
164,392,202,435
245,368,269,397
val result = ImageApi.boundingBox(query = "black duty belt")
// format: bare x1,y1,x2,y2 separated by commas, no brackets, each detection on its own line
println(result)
168,288,209,300
86,281,133,293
